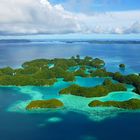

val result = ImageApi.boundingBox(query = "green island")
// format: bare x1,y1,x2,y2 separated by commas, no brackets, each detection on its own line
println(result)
88,99,140,110
59,79,127,97
26,99,64,110
0,55,104,86
119,64,125,69
0,55,140,110
89,68,140,95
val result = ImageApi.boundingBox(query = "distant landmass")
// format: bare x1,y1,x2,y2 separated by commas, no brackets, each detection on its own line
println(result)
0,39,140,44
0,39,31,43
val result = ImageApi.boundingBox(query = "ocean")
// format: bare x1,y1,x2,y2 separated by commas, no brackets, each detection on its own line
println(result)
0,39,140,140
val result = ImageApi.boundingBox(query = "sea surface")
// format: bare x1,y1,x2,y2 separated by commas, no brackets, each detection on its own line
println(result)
0,39,140,140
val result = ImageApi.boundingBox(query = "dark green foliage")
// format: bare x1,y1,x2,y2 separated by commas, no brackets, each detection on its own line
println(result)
51,66,66,78
0,56,139,94
59,84,110,98
90,68,111,77
0,67,14,75
59,80,127,98
63,72,75,82
0,56,106,86
79,57,105,68
0,75,14,85
91,58,105,68
84,56,93,62
74,69,88,77
0,71,2,76
0,75,57,86
112,72,140,94
33,69,55,79
76,55,80,63
22,59,49,68
133,86,140,94
53,58,77,70
15,67,39,75
119,64,125,68
26,99,64,110
88,99,140,110
103,79,113,86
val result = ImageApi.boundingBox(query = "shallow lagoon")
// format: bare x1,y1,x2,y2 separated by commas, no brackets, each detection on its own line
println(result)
0,40,140,140
6,77,140,121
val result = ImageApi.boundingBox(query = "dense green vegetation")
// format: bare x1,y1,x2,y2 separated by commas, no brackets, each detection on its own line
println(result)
63,72,75,82
26,99,64,110
0,55,105,86
0,75,57,86
111,72,140,94
0,55,139,99
119,64,125,69
88,99,140,110
88,68,140,95
90,68,111,77
0,56,138,111
59,79,127,97
74,68,88,77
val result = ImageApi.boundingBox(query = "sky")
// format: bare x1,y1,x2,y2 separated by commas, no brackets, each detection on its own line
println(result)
50,0,140,12
0,0,140,36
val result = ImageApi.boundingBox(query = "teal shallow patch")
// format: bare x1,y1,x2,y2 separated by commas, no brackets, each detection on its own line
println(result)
68,65,80,72
6,77,140,121
47,117,62,123
48,64,54,68
38,117,63,127
74,76,106,87
81,135,97,140
100,91,140,102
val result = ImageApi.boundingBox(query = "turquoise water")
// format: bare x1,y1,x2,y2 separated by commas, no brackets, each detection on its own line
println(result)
0,40,140,140
74,76,106,87
6,76,140,121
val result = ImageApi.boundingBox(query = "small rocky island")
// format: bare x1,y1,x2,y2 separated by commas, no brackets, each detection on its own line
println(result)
26,99,64,110
0,55,140,110
88,99,140,109
119,63,126,69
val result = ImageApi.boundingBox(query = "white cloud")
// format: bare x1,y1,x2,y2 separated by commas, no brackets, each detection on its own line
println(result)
125,22,140,34
0,0,81,34
77,10,140,34
0,0,140,35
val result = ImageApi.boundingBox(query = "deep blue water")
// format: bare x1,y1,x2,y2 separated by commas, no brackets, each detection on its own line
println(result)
0,41,140,73
0,40,140,140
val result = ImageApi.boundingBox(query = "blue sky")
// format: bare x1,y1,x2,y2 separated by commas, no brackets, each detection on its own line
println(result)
0,0,140,36
50,0,140,12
